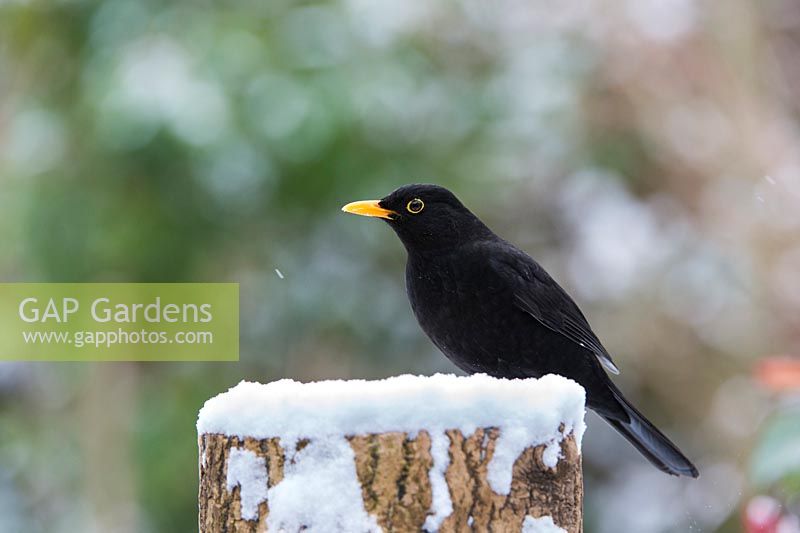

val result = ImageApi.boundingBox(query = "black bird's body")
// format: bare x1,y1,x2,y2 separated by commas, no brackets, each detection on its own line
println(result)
343,184,699,478
407,241,612,395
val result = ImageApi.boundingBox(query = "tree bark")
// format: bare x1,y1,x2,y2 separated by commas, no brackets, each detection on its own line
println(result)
199,427,582,532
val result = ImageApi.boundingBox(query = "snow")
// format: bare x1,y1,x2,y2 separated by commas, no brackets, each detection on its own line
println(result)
226,448,268,521
199,373,585,530
423,431,453,531
266,438,381,532
522,515,567,533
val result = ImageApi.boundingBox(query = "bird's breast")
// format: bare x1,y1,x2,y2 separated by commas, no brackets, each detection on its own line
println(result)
405,255,524,374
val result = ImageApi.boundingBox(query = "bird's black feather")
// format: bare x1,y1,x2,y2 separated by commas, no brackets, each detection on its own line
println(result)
488,244,620,374
346,184,698,478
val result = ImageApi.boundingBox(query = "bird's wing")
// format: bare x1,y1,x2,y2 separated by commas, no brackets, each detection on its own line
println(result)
489,245,620,375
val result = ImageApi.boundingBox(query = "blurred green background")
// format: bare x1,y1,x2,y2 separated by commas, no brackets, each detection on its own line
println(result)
2,0,800,531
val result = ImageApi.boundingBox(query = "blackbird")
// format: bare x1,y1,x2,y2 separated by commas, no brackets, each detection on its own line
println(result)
343,183,698,478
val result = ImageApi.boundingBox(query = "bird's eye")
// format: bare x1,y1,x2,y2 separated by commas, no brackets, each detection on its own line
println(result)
406,198,424,214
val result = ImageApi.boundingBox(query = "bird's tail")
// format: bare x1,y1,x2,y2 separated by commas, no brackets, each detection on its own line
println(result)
602,383,699,478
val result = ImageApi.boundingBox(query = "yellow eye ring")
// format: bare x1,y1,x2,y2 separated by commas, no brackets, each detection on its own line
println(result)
406,198,424,214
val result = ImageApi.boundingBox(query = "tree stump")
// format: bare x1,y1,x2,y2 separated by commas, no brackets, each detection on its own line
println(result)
197,375,585,532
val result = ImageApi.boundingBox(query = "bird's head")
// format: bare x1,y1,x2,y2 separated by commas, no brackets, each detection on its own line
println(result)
342,184,492,254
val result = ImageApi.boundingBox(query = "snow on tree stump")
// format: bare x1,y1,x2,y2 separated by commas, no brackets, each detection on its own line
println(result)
197,374,586,533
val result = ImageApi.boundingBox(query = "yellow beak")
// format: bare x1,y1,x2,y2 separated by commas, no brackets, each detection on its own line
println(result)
341,199,397,220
